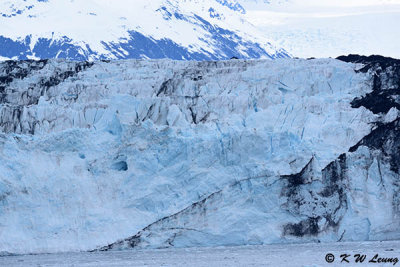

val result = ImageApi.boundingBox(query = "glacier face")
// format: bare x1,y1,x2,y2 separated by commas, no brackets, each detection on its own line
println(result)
0,0,288,61
0,55,399,254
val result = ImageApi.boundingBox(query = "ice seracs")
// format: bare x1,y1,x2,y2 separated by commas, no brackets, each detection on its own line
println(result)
0,55,399,254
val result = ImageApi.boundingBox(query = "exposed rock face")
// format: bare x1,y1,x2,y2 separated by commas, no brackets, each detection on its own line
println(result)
0,56,399,254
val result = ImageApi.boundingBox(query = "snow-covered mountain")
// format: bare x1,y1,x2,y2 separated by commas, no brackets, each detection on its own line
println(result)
0,0,289,61
0,55,399,254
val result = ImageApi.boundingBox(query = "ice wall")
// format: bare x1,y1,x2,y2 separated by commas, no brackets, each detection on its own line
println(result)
0,56,398,254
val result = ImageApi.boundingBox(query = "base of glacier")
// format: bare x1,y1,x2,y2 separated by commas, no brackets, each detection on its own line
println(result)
1,241,399,267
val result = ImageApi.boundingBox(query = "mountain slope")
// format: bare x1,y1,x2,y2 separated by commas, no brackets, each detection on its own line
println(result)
0,0,289,61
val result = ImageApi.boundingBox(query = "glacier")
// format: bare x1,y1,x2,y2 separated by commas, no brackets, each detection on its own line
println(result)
0,55,399,254
240,0,400,59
